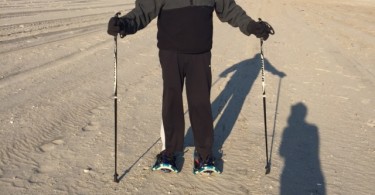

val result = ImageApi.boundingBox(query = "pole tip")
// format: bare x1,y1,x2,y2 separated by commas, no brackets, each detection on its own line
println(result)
265,163,271,175
114,173,119,183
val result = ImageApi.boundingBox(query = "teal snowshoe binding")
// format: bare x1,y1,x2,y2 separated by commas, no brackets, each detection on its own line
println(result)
193,151,221,175
152,151,178,173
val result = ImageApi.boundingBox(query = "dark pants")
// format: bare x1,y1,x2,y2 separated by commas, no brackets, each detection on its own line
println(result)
159,50,214,160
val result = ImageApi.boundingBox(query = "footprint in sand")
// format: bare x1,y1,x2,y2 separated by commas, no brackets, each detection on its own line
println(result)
367,119,375,128
39,139,64,152
82,121,101,131
37,164,56,173
361,99,371,105
83,106,106,131
89,106,107,115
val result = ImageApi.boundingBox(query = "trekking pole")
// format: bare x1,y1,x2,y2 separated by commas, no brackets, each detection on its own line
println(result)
258,18,274,175
260,38,270,174
113,12,121,183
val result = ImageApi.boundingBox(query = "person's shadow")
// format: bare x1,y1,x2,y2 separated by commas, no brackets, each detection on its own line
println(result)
184,54,285,172
279,103,326,195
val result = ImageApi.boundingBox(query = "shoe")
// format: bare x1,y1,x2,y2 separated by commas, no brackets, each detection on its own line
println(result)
152,150,178,173
193,152,221,175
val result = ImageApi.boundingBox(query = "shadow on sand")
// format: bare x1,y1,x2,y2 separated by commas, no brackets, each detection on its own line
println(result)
279,103,326,195
184,54,285,172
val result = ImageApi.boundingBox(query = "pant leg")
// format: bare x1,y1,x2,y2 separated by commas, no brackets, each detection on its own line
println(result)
184,52,214,160
160,120,165,151
159,50,185,153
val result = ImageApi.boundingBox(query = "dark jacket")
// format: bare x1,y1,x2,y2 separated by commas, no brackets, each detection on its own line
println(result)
122,0,253,53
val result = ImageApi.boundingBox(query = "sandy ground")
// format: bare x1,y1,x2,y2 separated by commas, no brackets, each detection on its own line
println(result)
0,0,374,194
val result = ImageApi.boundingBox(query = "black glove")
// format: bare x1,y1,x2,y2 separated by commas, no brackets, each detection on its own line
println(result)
107,16,121,36
247,19,274,41
107,16,137,37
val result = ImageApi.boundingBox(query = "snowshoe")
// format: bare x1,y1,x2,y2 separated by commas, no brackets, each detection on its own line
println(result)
193,151,221,175
152,150,178,173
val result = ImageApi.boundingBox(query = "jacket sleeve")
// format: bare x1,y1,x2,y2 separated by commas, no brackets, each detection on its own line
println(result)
215,0,253,35
120,0,164,34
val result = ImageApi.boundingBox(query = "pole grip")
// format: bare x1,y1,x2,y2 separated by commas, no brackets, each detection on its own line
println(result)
258,18,275,35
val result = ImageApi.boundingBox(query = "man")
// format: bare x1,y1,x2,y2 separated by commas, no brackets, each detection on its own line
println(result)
107,0,273,174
